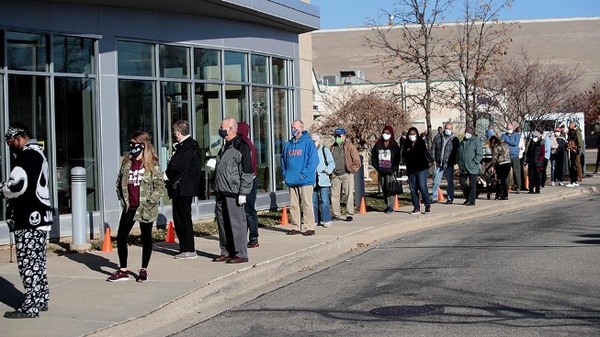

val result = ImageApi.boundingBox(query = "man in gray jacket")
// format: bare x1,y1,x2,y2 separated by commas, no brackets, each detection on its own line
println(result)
213,117,254,264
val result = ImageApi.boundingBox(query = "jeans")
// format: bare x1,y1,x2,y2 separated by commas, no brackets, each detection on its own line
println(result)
245,178,259,241
431,165,455,200
408,169,431,210
312,186,331,223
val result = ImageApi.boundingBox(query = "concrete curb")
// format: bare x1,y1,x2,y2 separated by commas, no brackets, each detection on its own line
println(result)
85,186,600,337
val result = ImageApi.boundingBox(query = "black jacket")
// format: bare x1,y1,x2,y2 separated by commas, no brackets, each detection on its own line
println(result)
165,136,202,198
402,138,431,175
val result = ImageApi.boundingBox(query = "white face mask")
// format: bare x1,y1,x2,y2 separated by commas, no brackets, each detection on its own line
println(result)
464,133,472,139
382,133,391,140
444,129,452,136
533,137,539,142
507,129,513,134
554,132,560,137
408,135,417,142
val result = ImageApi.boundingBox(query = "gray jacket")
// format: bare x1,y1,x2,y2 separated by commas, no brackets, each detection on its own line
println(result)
214,135,253,197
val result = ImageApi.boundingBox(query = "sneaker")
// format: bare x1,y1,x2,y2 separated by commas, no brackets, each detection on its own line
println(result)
137,269,148,283
551,181,555,186
331,216,342,221
573,182,580,187
345,216,353,222
174,252,197,259
247,240,260,248
566,183,574,187
322,221,332,228
410,209,421,215
558,181,564,186
107,269,129,282
424,205,431,214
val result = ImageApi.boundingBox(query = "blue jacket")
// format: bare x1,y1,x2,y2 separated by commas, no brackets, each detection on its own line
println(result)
316,145,335,187
501,132,521,158
544,136,551,159
282,131,319,187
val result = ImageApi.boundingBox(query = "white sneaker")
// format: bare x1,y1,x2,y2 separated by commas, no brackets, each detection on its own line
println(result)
322,221,332,228
566,183,574,187
558,181,564,186
551,182,555,186
573,182,580,186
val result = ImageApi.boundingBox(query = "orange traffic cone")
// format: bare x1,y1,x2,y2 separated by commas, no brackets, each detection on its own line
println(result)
280,206,289,225
165,221,176,243
437,188,446,202
102,227,113,252
524,175,529,190
393,194,400,210
359,197,367,214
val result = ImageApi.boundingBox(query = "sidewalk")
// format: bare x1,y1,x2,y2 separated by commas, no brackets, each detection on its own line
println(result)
1,175,599,337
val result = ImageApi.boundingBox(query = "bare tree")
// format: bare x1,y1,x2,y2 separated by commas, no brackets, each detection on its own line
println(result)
366,0,453,147
443,0,513,131
485,51,583,132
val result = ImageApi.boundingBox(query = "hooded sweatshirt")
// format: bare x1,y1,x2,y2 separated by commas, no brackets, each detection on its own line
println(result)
281,130,319,187
237,122,258,176
371,125,401,176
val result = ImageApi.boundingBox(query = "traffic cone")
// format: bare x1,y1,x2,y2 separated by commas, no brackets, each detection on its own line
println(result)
437,188,446,202
359,197,367,214
393,194,400,210
524,175,529,190
280,206,289,225
165,221,176,243
101,227,113,252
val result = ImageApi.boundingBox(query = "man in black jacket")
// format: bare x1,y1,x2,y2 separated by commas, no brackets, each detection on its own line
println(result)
165,120,201,259
2,123,53,318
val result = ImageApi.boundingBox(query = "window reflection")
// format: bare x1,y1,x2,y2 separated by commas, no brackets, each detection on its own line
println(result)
194,48,220,80
272,57,287,86
118,41,155,77
160,45,189,79
7,32,47,72
118,80,156,155
53,36,94,74
225,84,248,122
251,54,268,84
224,51,247,82
273,88,288,191
195,83,221,199
252,87,271,192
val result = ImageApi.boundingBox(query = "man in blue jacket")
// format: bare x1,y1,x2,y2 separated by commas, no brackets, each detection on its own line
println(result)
501,122,522,193
282,120,319,236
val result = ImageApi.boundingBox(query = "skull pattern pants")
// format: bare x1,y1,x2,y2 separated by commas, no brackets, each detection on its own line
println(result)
14,228,49,317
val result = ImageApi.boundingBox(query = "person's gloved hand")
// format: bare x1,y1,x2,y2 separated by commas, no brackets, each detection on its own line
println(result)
238,195,246,206
206,158,217,169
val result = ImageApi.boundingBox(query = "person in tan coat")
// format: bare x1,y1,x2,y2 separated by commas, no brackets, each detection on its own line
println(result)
330,127,362,221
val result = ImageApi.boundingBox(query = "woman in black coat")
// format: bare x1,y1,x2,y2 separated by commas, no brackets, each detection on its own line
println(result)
402,127,432,214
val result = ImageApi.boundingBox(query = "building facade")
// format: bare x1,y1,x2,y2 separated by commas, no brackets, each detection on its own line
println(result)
0,0,319,244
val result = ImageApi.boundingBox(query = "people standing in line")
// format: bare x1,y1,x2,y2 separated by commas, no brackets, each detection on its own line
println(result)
566,127,581,187
312,134,335,227
281,120,319,236
237,122,259,248
2,123,53,319
403,127,432,214
330,127,362,222
165,120,202,259
431,122,459,204
525,131,546,194
537,127,552,190
570,122,584,182
551,127,567,186
501,122,522,194
371,126,401,214
457,126,483,206
212,118,254,263
108,131,166,283
516,127,526,190
487,136,511,200
594,133,600,174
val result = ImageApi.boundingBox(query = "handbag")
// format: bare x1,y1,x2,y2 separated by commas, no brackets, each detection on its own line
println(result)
387,173,403,195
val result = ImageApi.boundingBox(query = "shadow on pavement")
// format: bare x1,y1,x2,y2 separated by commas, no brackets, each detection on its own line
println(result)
0,276,23,309
64,252,119,276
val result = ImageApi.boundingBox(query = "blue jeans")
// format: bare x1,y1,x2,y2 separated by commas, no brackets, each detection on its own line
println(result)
408,169,431,210
312,186,331,223
245,178,259,241
431,165,455,200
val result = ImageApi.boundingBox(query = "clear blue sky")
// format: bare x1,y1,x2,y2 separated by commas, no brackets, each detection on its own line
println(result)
311,0,600,29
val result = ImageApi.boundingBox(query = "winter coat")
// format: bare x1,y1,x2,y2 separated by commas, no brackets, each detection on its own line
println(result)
489,142,511,168
165,136,202,198
402,137,430,175
331,139,362,174
431,132,459,169
116,161,166,223
457,136,483,175
526,141,546,172
2,140,53,231
315,146,335,187
214,135,254,197
281,130,319,187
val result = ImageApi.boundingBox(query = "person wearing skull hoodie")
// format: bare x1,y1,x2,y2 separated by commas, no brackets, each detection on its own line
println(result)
2,123,53,319
371,125,401,213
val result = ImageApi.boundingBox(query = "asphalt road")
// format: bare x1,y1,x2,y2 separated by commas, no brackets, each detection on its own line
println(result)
172,194,600,337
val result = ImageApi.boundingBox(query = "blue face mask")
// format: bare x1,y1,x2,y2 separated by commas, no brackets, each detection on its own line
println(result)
291,128,300,138
218,128,228,139
130,143,144,158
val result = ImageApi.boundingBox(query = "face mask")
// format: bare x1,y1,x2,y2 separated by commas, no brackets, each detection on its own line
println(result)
444,129,452,136
218,128,228,138
408,135,417,142
335,137,344,145
130,143,144,157
382,133,391,140
464,133,472,140
554,132,560,137
292,128,300,138
507,129,513,134
532,137,539,142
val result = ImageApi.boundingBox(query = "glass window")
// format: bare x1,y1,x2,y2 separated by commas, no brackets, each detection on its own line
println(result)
118,80,156,155
7,32,47,72
0,75,4,221
160,81,189,161
272,57,287,86
160,45,189,79
225,84,248,122
53,36,95,74
273,88,288,191
194,48,221,80
117,41,155,77
224,51,247,82
54,77,98,213
195,83,221,199
251,54,268,84
252,87,271,192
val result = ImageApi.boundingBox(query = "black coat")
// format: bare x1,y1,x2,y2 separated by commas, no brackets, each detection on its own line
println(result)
402,138,431,175
165,136,202,198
